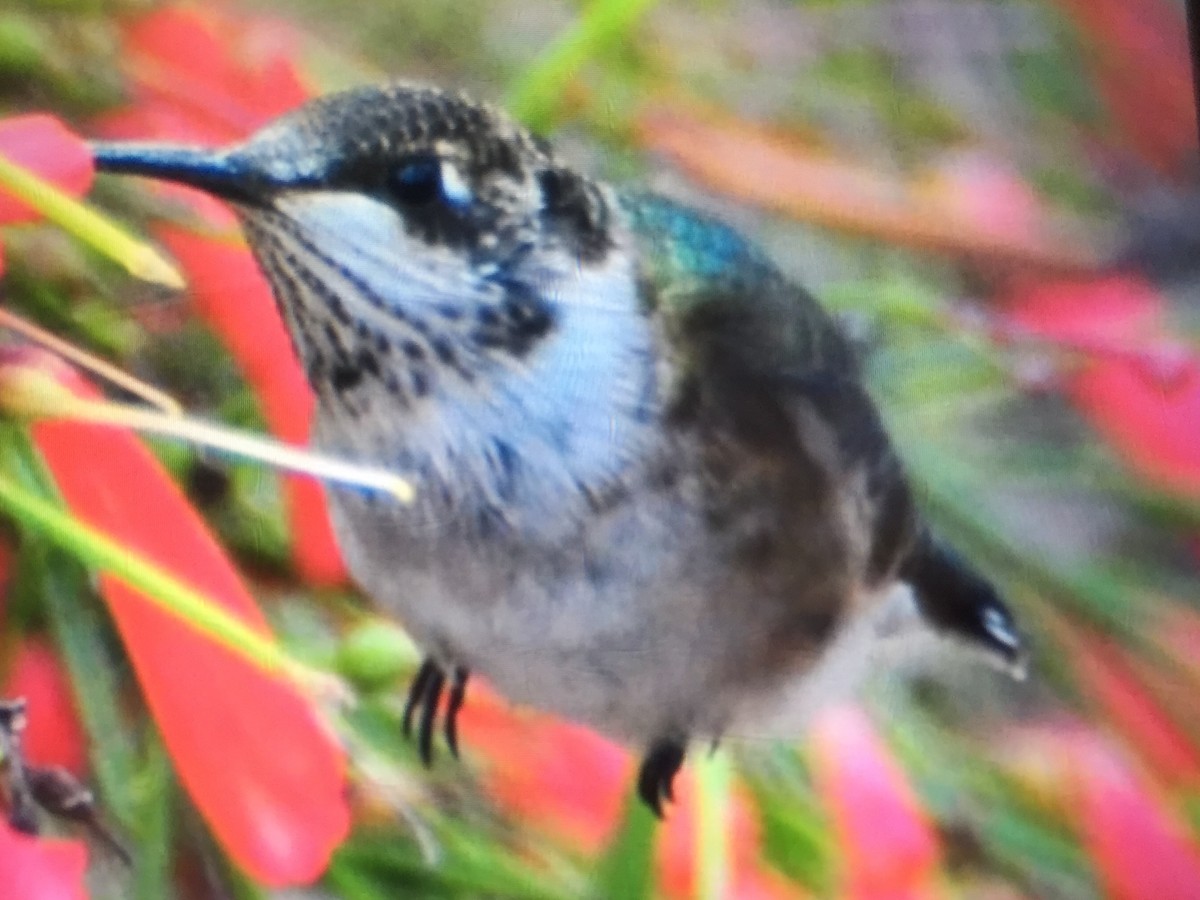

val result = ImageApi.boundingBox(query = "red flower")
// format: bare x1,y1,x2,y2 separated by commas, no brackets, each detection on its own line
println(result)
1004,276,1200,499
1070,358,1200,497
1050,0,1194,176
460,682,631,852
117,6,309,145
999,723,1200,898
97,7,345,585
152,194,345,585
0,821,88,900
1,639,87,777
1002,275,1161,345
463,685,802,897
1067,627,1200,790
0,115,95,276
15,349,349,885
810,707,942,900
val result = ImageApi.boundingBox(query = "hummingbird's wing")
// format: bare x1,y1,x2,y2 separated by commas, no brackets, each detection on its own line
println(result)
625,191,1023,669
624,191,917,586
769,370,919,588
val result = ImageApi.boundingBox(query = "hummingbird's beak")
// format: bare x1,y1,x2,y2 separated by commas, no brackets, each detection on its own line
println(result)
89,142,270,205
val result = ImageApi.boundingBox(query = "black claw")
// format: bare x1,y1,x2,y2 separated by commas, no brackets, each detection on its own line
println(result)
401,658,471,764
444,667,469,759
417,668,445,767
637,741,685,818
402,659,437,738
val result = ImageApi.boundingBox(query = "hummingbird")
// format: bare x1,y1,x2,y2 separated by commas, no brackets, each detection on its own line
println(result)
90,83,1024,815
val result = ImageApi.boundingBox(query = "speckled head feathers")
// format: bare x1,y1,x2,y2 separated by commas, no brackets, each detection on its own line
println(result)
94,82,614,264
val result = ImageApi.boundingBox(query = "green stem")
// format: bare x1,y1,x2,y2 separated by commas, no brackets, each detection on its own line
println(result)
694,749,732,900
506,0,660,131
0,152,183,288
0,470,310,684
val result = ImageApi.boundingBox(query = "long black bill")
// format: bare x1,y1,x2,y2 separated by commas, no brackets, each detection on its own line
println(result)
89,142,263,204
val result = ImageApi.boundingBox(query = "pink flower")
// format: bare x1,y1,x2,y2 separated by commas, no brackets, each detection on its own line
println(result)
1069,735,1200,900
0,821,88,900
0,114,95,276
810,707,943,900
1004,276,1200,499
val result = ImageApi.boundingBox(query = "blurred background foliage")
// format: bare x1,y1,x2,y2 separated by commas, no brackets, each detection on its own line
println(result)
0,0,1199,898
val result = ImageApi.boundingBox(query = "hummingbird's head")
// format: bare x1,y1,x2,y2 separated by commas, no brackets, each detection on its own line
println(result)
91,83,632,421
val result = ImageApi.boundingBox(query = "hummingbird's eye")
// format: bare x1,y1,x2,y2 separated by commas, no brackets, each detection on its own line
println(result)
388,155,443,206
387,156,474,209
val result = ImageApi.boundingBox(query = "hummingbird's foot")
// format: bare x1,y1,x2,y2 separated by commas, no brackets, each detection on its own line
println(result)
401,659,470,766
637,739,686,818
444,666,469,759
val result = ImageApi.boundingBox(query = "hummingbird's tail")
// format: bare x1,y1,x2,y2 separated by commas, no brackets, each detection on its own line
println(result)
900,537,1027,677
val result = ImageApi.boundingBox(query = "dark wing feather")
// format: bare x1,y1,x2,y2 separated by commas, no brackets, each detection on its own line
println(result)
624,190,1023,667
623,191,916,587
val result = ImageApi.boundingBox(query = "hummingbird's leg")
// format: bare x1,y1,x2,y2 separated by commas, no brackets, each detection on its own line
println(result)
636,739,686,818
443,666,470,759
401,658,439,738
416,667,446,767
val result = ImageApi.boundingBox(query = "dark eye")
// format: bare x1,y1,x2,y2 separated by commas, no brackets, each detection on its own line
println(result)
388,155,442,205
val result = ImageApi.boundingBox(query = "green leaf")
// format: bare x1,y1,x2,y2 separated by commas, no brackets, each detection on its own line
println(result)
741,746,832,893
0,426,308,683
130,738,178,900
590,784,657,900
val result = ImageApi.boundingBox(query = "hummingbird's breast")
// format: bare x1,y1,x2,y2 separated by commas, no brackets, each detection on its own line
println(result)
246,191,873,743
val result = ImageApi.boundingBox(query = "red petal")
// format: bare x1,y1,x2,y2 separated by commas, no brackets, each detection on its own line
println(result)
122,8,309,143
101,9,339,582
154,210,347,584
26,353,349,885
1070,631,1200,788
1070,356,1200,498
1070,736,1200,900
729,869,812,900
282,478,347,586
1003,276,1200,497
459,682,630,852
1003,275,1163,345
94,100,237,147
0,822,88,900
2,638,87,776
810,707,941,898
0,116,94,223
1051,0,1194,176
